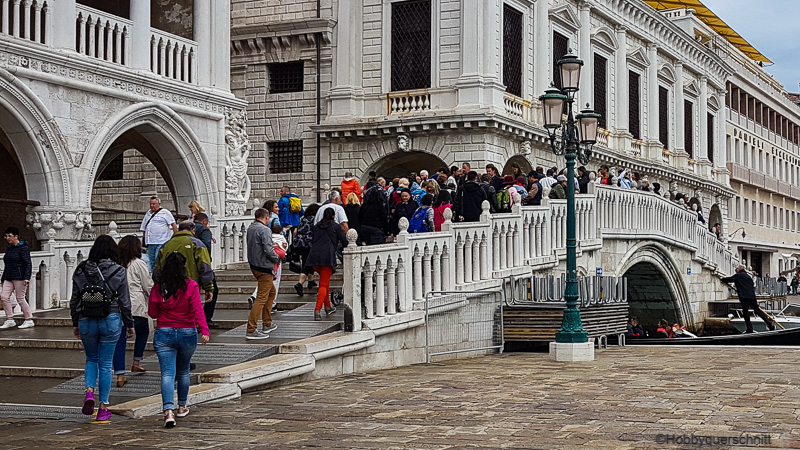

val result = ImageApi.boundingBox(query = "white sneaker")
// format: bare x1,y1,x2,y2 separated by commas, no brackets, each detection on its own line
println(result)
0,319,16,329
18,319,34,329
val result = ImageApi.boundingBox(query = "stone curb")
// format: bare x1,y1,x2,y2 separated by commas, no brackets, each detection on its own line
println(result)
113,383,241,419
279,330,376,360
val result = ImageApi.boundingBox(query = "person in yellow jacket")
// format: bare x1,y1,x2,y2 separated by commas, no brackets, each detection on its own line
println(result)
341,171,362,205
154,221,214,303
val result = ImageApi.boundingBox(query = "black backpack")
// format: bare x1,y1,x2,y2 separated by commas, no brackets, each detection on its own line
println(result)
77,263,122,318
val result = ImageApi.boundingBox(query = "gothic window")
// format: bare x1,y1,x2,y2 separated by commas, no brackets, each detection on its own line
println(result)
269,141,303,174
552,31,569,90
97,153,124,181
628,71,641,139
707,113,714,164
503,4,523,97
593,54,607,129
684,99,694,159
268,61,304,94
658,86,669,149
391,0,431,92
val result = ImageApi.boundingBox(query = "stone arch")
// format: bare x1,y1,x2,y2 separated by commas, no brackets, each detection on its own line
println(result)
708,203,722,231
364,150,448,183
0,68,72,205
82,102,216,211
501,155,533,176
616,242,693,331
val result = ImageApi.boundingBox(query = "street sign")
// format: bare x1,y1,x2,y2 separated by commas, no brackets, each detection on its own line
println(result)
687,267,692,275
596,267,603,276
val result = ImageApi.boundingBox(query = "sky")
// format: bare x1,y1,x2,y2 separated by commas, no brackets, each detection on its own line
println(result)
702,0,800,91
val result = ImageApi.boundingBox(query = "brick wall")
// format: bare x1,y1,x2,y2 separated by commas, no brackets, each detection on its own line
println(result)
91,149,176,236
231,0,331,26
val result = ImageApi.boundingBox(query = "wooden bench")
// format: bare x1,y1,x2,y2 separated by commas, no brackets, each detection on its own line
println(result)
504,303,629,344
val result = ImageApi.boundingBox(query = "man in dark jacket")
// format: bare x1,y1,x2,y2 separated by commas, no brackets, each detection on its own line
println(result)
721,265,775,333
193,213,220,327
486,164,504,193
453,170,488,222
245,208,280,339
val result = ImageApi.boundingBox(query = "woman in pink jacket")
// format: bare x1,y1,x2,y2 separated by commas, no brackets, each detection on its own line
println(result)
149,252,209,428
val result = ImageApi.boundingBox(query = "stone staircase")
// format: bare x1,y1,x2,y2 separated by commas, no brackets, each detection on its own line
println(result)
0,262,345,419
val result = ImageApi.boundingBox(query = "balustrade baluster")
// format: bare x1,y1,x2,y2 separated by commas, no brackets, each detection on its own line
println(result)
522,218,530,260
441,245,451,290
422,246,432,298
386,258,397,315
397,257,408,311
22,0,29,39
2,0,9,34
363,261,374,318
97,20,106,60
479,232,488,280
455,236,464,285
498,226,506,270
12,0,20,37
513,224,522,267
472,233,481,281
464,234,473,283
505,224,513,269
412,247,423,300
492,228,500,271
432,245,441,292
375,259,385,317
232,225,241,263
534,217,542,257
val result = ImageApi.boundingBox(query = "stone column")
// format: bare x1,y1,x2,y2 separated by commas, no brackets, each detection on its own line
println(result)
698,77,709,165
49,0,75,51
194,0,212,86
674,62,685,155
716,89,726,168
646,44,660,159
456,0,505,111
533,0,551,99
329,0,364,117
613,26,628,134
577,3,592,109
129,0,151,70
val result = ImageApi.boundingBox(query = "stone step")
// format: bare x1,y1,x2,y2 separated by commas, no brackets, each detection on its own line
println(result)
214,268,344,283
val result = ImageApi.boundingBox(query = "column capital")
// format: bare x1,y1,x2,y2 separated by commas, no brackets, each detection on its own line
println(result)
26,207,92,241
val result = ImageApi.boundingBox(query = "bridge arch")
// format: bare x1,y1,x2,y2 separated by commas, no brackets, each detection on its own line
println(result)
501,155,533,176
82,102,216,211
616,242,693,332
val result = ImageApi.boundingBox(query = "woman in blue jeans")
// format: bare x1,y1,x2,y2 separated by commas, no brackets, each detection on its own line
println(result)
113,235,154,386
70,235,134,422
148,252,209,428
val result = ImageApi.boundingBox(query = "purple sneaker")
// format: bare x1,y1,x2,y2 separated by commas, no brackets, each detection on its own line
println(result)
96,408,112,422
81,390,95,415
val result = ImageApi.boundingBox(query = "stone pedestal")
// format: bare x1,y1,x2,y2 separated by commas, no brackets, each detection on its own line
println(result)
26,207,92,241
549,341,595,362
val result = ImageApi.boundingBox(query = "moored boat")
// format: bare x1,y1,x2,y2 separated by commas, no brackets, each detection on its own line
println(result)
627,327,800,346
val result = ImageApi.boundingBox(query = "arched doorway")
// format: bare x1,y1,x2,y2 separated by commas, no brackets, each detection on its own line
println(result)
708,203,722,231
0,129,38,249
501,155,533,176
365,151,448,182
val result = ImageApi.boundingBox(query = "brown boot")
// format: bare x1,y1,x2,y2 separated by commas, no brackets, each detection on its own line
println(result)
325,305,336,315
314,310,322,321
131,360,146,373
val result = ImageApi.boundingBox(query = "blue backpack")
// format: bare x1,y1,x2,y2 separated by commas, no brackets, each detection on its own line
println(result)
408,206,430,233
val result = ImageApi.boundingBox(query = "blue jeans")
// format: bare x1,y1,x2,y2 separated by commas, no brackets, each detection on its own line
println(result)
146,244,164,273
153,327,197,411
132,316,150,361
79,313,122,405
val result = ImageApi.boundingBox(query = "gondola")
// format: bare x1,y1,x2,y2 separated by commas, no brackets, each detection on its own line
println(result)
625,326,800,346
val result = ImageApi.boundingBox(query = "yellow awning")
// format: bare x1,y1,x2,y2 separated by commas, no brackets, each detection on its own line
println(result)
644,0,772,64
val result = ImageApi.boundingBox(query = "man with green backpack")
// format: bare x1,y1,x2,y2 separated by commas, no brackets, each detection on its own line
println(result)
495,175,517,213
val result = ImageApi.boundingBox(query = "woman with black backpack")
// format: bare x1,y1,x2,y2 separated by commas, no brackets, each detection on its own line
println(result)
70,235,133,423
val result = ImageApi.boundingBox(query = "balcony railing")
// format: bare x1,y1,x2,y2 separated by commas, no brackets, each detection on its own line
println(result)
150,28,197,84
1,0,48,44
75,4,131,65
387,90,431,115
503,93,530,122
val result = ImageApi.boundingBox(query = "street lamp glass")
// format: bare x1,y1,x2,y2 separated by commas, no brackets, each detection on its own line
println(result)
557,50,583,92
539,86,566,129
576,108,601,144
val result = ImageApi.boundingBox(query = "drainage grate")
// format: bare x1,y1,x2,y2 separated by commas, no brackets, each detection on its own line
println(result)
143,344,274,365
43,372,166,397
0,403,126,421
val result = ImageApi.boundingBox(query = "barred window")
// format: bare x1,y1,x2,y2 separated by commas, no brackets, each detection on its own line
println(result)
269,141,303,174
269,61,304,94
628,71,641,139
552,31,569,90
684,100,694,159
97,153,124,181
658,86,669,149
503,4,523,97
593,54,607,129
391,0,431,92
707,113,714,164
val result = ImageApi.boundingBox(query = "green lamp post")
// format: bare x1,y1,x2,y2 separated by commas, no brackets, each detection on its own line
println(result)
539,49,601,345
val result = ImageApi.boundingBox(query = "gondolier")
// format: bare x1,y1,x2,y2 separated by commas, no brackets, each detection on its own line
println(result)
721,265,776,334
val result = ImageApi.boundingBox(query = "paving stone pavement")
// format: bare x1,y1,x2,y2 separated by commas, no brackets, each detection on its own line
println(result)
2,346,800,449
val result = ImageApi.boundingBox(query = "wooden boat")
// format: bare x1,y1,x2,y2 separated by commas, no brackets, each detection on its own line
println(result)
626,326,800,346
730,303,800,333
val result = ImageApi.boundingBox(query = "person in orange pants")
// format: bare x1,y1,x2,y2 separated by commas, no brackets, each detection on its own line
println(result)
305,208,348,320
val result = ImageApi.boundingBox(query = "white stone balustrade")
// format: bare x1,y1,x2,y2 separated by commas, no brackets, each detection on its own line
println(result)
387,90,431,115
216,216,251,269
150,28,198,83
75,4,131,65
1,0,48,43
503,93,530,122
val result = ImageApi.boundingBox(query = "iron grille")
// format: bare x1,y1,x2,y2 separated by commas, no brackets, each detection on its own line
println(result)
391,0,431,92
503,4,523,97
593,54,607,129
269,141,303,174
658,86,669,149
707,112,714,164
628,71,640,139
552,31,569,90
269,61,305,94
97,153,124,181
684,99,694,159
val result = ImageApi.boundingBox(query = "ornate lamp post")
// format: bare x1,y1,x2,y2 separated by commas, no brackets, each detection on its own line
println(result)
539,49,601,361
